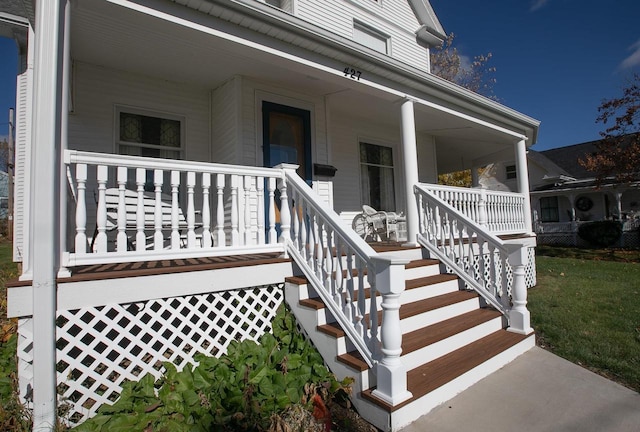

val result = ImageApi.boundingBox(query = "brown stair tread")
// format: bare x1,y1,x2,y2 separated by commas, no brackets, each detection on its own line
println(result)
298,298,325,310
337,350,369,372
317,322,344,338
405,258,440,269
362,330,530,412
398,290,478,320
402,308,502,355
405,273,458,290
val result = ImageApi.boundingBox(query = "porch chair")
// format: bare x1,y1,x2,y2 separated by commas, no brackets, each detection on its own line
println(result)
352,205,405,242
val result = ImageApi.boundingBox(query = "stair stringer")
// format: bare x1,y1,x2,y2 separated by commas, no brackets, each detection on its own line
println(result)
283,280,387,428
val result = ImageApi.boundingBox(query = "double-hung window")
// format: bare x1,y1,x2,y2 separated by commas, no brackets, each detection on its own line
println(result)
117,107,184,160
360,142,395,211
353,21,389,54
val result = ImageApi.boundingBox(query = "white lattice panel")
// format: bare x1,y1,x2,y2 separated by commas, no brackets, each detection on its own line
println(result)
17,284,284,426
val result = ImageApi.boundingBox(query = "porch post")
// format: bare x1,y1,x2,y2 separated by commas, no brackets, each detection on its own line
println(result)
471,166,480,187
615,190,623,220
515,139,533,233
58,0,71,277
31,0,66,429
400,98,419,246
505,243,533,335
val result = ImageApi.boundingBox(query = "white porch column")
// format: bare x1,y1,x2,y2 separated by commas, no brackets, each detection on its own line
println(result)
471,166,480,187
400,99,419,246
515,139,533,233
615,190,623,220
58,0,71,277
31,0,66,430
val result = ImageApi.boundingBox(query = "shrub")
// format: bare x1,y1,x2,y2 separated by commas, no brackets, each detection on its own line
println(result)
577,220,623,247
72,305,352,432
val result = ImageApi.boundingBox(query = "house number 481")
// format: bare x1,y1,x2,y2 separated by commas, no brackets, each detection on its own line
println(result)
343,67,362,80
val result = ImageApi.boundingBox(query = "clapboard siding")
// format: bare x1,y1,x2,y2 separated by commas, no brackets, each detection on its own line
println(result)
329,111,404,213
211,77,241,164
68,62,210,162
13,71,30,263
296,0,429,71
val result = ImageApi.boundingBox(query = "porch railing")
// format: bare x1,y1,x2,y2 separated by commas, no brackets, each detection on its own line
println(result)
64,150,286,266
281,166,412,405
418,183,528,235
63,151,412,405
414,184,532,335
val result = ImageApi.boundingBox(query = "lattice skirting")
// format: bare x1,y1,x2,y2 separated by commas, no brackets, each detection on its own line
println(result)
16,284,284,427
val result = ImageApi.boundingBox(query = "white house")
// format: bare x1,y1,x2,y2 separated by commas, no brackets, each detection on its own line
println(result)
2,1,540,430
481,137,640,247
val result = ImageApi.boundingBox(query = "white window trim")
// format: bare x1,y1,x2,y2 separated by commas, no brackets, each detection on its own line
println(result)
114,105,186,158
358,139,399,211
353,19,390,55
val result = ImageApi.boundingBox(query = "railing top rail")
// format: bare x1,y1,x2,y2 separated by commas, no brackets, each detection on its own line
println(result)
284,170,377,261
415,184,508,253
418,182,525,198
64,150,283,178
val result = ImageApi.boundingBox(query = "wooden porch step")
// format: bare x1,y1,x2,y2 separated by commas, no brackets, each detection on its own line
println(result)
361,330,529,412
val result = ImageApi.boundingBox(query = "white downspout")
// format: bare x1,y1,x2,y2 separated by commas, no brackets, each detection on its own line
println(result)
31,0,65,430
400,98,419,246
515,139,533,233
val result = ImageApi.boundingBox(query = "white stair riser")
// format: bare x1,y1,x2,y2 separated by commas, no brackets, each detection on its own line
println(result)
404,263,441,279
402,279,460,303
401,316,504,370
400,297,481,334
387,335,536,432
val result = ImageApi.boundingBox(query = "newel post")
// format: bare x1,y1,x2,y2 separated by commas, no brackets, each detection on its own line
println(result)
505,243,533,335
274,164,299,244
370,255,413,406
478,187,488,229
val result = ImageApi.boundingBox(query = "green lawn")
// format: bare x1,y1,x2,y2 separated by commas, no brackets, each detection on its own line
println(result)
529,252,640,392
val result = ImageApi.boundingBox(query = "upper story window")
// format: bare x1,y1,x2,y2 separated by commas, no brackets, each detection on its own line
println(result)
117,107,184,160
353,21,389,54
506,164,517,180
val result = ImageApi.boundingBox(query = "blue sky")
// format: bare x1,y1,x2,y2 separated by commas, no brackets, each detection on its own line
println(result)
0,1,639,151
430,0,640,150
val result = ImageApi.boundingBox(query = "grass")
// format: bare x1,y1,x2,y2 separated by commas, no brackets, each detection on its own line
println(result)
530,247,640,392
0,239,31,431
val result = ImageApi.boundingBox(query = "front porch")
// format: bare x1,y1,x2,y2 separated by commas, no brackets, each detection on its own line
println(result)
9,151,537,430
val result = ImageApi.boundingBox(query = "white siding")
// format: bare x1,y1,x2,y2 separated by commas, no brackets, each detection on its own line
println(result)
69,62,210,162
296,0,429,71
211,77,242,164
329,112,405,213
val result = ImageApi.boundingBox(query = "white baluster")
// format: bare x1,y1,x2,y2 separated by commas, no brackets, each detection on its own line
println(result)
290,189,300,249
74,163,87,254
135,168,146,252
116,167,128,252
256,177,265,245
231,175,239,246
267,177,277,244
95,165,108,253
216,173,225,247
478,187,488,229
171,170,181,249
153,169,164,251
187,171,196,248
201,173,212,248
244,175,252,246
299,199,308,261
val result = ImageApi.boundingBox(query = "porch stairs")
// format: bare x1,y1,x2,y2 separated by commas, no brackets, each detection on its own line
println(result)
284,245,535,432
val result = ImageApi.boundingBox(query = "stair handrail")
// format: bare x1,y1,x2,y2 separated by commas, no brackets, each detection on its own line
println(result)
279,166,377,364
414,184,510,316
281,166,413,405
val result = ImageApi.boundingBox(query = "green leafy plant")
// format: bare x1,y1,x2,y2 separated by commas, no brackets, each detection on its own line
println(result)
72,305,352,432
577,220,623,247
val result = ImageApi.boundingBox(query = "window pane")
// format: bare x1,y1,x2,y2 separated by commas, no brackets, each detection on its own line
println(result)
118,111,182,160
360,143,395,211
540,196,559,222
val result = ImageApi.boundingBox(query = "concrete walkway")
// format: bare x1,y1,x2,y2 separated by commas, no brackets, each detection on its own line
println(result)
402,347,640,432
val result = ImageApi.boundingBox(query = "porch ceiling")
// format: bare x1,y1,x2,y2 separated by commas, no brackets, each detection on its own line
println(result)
71,0,520,173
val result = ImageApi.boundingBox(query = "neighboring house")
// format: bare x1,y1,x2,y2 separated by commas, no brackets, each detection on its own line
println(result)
481,137,640,247
2,1,540,431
